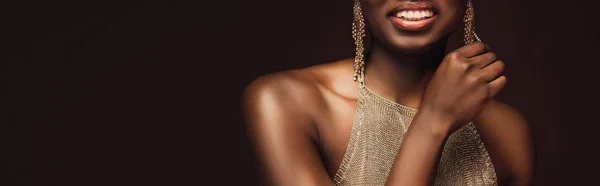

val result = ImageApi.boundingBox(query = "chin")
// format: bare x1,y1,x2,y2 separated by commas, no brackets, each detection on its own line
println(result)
385,36,442,55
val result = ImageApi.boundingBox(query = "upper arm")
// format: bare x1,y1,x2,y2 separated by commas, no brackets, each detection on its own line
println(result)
474,101,535,186
242,73,333,186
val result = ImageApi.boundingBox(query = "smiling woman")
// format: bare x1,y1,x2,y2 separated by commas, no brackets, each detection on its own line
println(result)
242,0,534,185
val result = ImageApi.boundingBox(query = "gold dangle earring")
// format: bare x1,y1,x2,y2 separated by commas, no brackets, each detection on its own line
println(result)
463,0,481,44
353,0,366,82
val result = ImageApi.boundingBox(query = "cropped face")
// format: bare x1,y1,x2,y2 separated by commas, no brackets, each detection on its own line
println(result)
359,0,467,54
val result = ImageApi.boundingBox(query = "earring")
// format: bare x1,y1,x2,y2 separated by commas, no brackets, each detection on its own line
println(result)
463,0,481,44
353,0,366,82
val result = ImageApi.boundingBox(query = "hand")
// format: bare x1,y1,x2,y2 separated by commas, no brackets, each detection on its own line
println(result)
419,42,506,134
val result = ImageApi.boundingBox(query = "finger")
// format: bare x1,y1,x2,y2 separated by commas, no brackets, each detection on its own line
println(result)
487,75,507,98
485,44,492,51
469,52,497,68
479,60,505,82
454,42,489,58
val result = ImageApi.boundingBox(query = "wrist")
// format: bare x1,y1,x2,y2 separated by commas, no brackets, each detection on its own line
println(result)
411,108,455,139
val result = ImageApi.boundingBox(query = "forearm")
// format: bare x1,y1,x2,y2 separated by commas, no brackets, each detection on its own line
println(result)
385,111,451,186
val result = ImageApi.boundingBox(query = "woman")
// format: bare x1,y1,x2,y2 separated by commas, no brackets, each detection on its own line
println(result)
242,0,534,185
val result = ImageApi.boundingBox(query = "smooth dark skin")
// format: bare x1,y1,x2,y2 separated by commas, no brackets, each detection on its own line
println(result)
243,0,534,185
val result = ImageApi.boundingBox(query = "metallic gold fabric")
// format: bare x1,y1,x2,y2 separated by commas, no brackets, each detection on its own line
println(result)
333,82,497,186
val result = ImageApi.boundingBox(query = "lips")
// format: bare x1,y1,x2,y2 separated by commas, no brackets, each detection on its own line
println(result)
388,2,438,31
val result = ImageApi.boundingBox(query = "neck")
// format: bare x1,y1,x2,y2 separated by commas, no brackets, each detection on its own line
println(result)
363,38,447,109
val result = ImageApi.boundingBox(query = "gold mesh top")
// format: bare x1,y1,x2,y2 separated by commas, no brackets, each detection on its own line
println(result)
332,81,497,186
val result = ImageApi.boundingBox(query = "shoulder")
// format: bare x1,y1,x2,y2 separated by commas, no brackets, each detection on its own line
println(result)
241,60,356,185
474,100,535,185
241,59,357,139
243,69,319,106
242,58,357,116
242,64,328,118
242,68,321,131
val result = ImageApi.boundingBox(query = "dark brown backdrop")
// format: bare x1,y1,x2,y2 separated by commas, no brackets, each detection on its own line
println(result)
2,0,599,185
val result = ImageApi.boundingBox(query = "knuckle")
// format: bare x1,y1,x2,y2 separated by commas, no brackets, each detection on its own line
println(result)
447,52,463,61
455,60,471,72
487,52,497,61
496,60,505,71
499,76,508,85
472,42,486,51
469,74,483,83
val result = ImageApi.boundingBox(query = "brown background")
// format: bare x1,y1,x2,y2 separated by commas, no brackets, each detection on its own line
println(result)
2,0,599,185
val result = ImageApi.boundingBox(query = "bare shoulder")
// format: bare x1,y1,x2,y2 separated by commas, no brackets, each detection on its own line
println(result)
474,100,535,185
241,60,355,185
242,68,320,110
241,58,356,139
241,68,322,134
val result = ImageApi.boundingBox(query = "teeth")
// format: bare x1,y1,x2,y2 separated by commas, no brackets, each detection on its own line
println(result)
395,10,434,20
425,11,432,17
